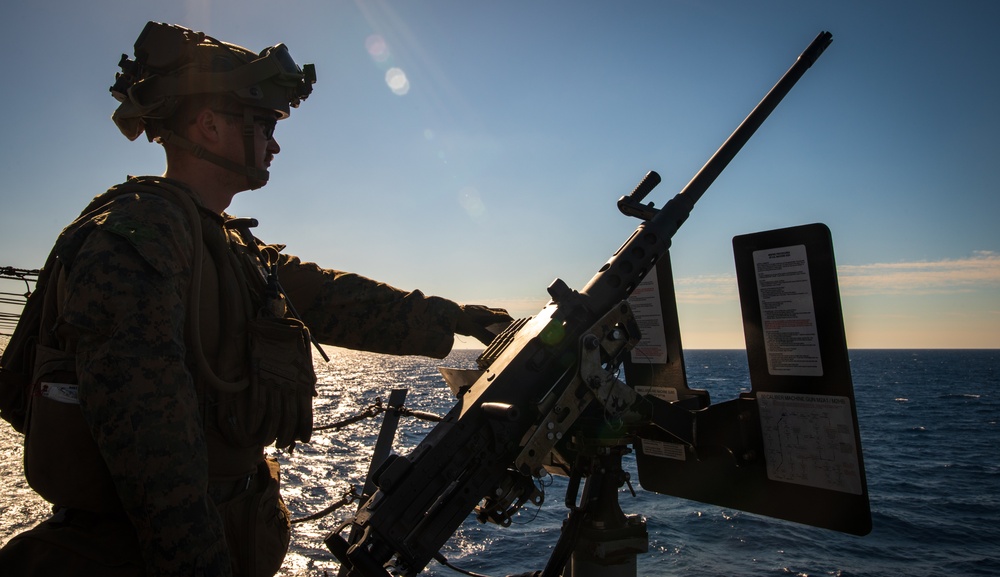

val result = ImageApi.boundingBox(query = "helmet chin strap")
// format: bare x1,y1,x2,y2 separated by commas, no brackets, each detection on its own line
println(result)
156,118,269,191
239,108,268,191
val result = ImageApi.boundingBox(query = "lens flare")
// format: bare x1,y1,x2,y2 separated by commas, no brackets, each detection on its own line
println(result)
458,186,486,218
365,34,389,62
385,67,410,95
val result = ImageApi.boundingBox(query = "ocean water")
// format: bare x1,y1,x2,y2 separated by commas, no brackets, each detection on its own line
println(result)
2,348,998,576
280,348,1000,576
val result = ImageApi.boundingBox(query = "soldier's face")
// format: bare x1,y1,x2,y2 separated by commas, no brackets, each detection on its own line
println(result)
215,107,281,189
254,110,281,171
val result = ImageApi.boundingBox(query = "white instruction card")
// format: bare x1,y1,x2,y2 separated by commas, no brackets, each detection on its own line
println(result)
628,265,668,364
757,392,863,495
753,245,823,376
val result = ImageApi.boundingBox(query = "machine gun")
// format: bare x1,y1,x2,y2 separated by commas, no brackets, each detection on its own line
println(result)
328,31,870,577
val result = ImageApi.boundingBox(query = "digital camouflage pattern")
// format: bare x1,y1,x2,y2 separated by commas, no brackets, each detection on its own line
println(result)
14,176,476,576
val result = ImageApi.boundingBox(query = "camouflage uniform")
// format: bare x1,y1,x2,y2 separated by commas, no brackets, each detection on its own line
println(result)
2,176,469,577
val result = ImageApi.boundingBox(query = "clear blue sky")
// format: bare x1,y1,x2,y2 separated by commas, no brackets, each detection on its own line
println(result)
1,0,997,348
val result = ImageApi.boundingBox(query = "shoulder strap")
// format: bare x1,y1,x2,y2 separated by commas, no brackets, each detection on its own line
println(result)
113,178,251,393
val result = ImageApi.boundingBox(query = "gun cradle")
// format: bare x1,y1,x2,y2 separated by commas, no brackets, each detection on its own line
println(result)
514,302,645,478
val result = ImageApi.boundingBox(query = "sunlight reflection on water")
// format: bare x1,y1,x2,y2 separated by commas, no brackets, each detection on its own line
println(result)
274,347,480,576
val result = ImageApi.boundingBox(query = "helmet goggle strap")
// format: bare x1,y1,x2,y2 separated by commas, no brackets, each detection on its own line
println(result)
134,43,314,117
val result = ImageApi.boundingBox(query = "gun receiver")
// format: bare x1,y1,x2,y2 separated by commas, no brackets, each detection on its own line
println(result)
328,31,833,577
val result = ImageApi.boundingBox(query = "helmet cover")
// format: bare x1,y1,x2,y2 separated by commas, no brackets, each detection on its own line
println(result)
111,21,316,141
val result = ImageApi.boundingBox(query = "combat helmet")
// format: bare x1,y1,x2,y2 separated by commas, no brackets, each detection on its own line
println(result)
110,21,316,188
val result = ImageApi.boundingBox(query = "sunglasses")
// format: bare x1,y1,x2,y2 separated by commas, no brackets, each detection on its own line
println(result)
213,110,278,140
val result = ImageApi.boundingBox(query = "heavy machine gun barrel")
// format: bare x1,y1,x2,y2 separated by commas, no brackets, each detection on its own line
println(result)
585,30,831,314
328,31,833,577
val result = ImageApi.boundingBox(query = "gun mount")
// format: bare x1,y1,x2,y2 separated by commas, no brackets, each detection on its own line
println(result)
327,31,869,577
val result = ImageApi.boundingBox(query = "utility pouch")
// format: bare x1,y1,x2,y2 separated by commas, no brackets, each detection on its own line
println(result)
23,344,120,513
215,315,317,449
216,457,291,577
248,315,317,448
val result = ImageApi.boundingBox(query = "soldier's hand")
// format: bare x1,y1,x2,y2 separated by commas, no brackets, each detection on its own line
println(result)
456,304,513,346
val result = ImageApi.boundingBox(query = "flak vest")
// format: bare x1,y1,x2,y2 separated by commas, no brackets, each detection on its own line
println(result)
20,177,317,514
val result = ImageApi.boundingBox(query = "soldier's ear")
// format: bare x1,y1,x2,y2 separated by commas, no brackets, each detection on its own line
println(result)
191,108,226,144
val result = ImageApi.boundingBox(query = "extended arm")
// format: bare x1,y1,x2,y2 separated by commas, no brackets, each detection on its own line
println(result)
276,253,507,358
